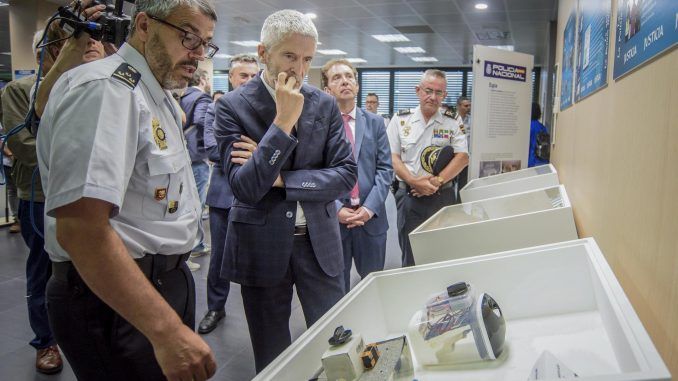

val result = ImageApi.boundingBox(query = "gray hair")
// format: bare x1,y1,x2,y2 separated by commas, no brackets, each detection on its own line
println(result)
260,9,318,50
420,69,447,84
189,67,209,86
32,31,43,56
130,0,217,36
229,53,259,69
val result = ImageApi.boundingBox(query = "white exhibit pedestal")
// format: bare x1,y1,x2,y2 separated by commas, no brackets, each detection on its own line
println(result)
460,164,559,203
410,185,577,266
255,239,670,381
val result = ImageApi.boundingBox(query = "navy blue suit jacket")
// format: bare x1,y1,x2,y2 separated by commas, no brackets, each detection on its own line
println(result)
213,75,357,287
337,108,392,236
179,87,211,162
204,102,234,209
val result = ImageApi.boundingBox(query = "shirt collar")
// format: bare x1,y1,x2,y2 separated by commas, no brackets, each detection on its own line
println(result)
115,43,170,108
343,106,356,119
412,105,443,127
261,70,276,101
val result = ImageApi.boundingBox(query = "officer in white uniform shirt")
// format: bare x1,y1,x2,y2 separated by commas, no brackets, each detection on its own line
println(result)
35,1,218,380
387,69,468,267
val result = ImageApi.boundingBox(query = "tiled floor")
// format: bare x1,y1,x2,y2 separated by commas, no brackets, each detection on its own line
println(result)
0,194,403,380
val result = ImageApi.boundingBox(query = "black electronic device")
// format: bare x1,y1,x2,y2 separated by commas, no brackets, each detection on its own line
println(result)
57,0,134,47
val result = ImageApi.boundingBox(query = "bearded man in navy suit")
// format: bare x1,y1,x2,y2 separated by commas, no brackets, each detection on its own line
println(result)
321,59,393,292
213,9,357,372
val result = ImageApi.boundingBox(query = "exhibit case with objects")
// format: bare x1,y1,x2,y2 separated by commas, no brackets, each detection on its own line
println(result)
254,239,670,381
460,164,559,203
410,185,577,266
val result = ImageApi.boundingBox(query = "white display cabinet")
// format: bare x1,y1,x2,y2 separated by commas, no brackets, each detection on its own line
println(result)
461,164,559,203
410,185,577,266
255,239,670,381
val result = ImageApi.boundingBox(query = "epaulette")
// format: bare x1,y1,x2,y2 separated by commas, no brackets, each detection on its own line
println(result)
111,63,141,90
443,109,456,119
397,109,412,116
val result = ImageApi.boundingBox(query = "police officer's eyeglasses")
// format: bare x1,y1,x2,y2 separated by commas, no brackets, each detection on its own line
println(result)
148,15,219,58
421,87,445,97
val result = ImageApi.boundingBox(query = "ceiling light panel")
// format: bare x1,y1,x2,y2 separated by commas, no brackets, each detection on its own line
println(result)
394,47,426,54
230,40,261,47
371,34,410,42
317,49,348,55
411,56,439,62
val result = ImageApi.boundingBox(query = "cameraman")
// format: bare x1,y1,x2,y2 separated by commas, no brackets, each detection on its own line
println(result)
36,1,218,380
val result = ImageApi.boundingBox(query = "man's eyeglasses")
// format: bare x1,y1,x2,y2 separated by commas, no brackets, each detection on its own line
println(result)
148,15,219,58
420,87,445,98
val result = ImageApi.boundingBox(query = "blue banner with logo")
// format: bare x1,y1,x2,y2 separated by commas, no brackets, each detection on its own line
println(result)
561,10,577,111
613,0,678,79
14,70,35,80
576,0,611,101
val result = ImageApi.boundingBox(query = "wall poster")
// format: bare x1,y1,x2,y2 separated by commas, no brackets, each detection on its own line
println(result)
613,0,678,79
576,0,611,101
560,10,577,111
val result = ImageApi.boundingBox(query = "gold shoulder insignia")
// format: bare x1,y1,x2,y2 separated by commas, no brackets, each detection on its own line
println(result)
111,63,141,90
443,109,456,119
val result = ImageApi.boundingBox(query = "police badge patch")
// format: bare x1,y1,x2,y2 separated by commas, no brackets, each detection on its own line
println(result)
154,188,167,201
168,201,179,214
152,118,168,150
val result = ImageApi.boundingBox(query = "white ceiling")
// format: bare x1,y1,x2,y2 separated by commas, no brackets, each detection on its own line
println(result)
1,0,558,72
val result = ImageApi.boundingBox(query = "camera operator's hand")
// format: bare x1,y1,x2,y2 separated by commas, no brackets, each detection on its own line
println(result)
34,2,108,118
272,72,304,135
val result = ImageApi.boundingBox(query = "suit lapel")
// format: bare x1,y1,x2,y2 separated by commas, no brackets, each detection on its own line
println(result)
354,108,366,163
240,75,276,133
292,85,318,168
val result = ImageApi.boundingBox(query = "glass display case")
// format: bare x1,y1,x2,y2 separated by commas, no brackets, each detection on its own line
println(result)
409,185,577,265
461,164,559,203
254,239,670,381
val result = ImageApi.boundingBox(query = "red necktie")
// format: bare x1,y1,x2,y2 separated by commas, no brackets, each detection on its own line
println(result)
342,114,360,206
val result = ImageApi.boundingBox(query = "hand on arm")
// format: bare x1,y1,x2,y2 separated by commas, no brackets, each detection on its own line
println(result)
55,198,216,381
34,3,107,118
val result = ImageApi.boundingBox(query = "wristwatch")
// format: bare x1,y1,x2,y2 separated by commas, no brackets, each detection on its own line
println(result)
435,176,445,185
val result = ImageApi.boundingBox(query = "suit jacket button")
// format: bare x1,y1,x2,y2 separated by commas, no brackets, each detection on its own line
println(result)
285,211,293,218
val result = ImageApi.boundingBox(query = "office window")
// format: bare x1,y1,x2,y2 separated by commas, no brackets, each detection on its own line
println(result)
466,71,474,100
359,71,391,115
213,72,230,93
444,71,464,106
393,70,424,112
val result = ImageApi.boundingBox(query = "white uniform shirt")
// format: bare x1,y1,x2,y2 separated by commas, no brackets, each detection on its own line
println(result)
387,106,467,179
261,74,307,226
37,43,202,262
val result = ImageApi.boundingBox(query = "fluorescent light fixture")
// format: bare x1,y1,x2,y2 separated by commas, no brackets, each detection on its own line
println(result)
213,53,233,59
475,3,488,10
230,40,260,47
0,52,11,55
346,58,367,63
305,13,317,19
317,41,323,45
411,56,438,62
0,1,8,6
489,45,515,51
394,46,426,54
372,34,410,42
317,49,347,55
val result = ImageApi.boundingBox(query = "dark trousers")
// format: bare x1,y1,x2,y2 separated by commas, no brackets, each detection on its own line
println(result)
18,200,55,350
207,206,230,311
341,228,386,292
46,256,195,381
395,184,456,266
454,166,469,204
241,234,345,373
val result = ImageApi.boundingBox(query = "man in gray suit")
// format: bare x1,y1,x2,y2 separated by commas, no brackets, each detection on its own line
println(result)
213,10,357,372
321,59,392,292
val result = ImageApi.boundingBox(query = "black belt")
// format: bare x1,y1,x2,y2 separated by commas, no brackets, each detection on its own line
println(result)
52,253,190,282
294,225,308,235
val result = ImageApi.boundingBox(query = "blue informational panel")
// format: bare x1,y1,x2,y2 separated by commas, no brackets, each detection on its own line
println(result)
576,0,611,101
613,0,678,79
14,70,35,80
560,10,577,111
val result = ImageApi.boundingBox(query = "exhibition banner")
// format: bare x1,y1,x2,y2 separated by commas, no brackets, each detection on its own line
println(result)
576,0,611,101
613,0,678,79
560,10,577,111
469,45,534,180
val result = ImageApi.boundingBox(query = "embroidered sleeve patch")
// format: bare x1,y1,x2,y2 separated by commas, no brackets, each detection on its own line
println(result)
111,63,141,89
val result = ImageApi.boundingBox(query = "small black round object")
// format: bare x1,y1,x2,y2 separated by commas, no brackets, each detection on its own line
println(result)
328,325,352,346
